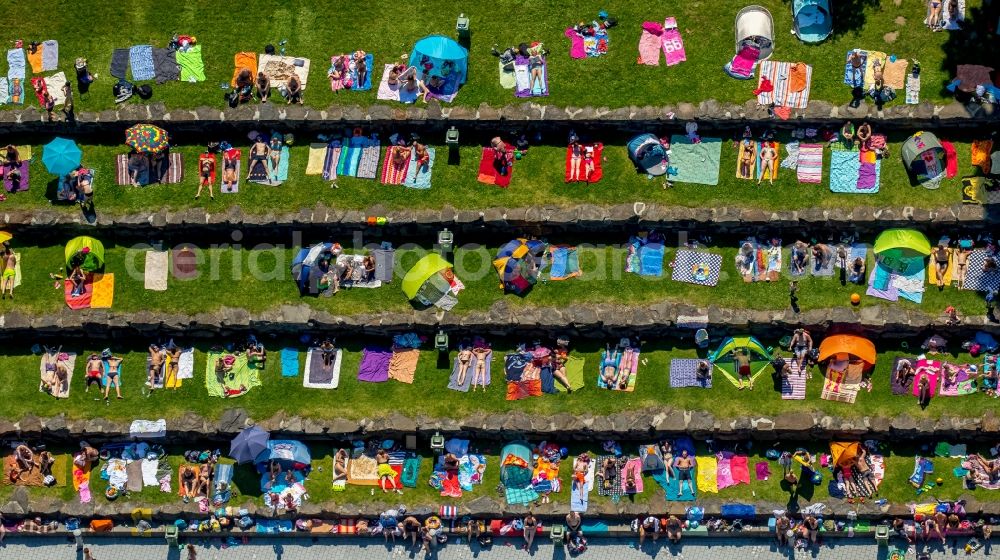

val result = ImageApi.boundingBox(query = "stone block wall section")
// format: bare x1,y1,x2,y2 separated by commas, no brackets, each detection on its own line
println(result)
0,301,992,341
3,202,990,239
0,98,998,137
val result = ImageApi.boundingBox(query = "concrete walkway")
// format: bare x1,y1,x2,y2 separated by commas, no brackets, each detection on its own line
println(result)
0,536,991,560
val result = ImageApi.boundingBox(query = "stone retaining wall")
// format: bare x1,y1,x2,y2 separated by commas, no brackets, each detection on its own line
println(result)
6,203,989,241
6,406,998,445
0,301,990,341
2,99,998,138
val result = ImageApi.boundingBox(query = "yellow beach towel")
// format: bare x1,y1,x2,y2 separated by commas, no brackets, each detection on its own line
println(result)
697,456,718,493
90,273,115,309
164,353,182,389
928,251,953,286
306,143,327,175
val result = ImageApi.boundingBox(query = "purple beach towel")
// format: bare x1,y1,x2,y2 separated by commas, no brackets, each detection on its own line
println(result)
858,162,878,190
2,161,28,192
358,346,392,382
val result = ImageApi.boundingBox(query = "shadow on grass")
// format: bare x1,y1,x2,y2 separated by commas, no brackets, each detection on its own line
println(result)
937,3,1000,98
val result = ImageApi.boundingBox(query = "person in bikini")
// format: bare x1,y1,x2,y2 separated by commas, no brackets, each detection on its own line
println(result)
245,136,270,180
167,345,182,384
569,140,583,181
550,343,574,393
598,456,617,492
933,244,951,290
528,48,545,93
673,450,695,498
739,141,755,179
102,350,123,402
413,142,430,174
196,155,215,200
333,448,348,483
267,135,283,177
355,54,368,89
386,63,405,88
758,141,777,185
328,56,345,87
391,143,411,170
319,338,338,372
471,345,491,391
222,149,239,192
956,245,972,289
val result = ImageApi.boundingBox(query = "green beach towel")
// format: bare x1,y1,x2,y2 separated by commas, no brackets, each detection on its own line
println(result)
557,356,585,392
176,45,206,82
205,351,262,398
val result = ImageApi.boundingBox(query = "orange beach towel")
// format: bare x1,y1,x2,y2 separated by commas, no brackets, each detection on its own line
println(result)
231,52,257,87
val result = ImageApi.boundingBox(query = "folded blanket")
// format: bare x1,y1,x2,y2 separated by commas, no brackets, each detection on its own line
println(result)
130,45,155,82
44,72,67,105
796,143,824,183
883,59,908,90
322,141,341,181
176,45,206,82
357,137,381,180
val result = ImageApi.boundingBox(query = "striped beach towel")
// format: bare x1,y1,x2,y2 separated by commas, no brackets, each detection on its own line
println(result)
796,144,823,183
357,137,381,180
336,137,363,177
322,141,341,181
756,61,811,109
780,360,807,400
820,366,862,404
380,146,410,184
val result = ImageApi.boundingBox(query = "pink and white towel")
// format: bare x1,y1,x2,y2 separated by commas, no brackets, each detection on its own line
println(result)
796,143,824,184
662,18,686,66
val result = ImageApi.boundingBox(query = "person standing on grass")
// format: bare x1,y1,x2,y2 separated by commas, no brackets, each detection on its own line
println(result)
62,81,75,123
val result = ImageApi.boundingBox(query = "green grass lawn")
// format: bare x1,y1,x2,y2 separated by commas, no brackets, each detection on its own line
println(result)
3,0,989,112
0,438,989,512
1,238,989,317
8,133,977,217
0,337,993,423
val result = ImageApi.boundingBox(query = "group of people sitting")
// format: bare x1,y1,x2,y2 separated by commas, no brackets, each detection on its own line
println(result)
384,59,454,103
846,54,897,111
317,244,376,294
790,239,866,283
634,514,684,547
328,51,369,90
40,346,72,397
126,150,171,187
518,338,577,392
9,444,55,486
179,455,216,503
233,68,302,106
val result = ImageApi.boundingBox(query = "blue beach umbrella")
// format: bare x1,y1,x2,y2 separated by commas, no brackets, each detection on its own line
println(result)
230,425,270,464
42,137,82,176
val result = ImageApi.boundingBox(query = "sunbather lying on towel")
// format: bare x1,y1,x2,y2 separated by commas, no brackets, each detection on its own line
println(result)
600,344,621,388
673,450,695,498
895,359,915,387
597,456,617,492
791,241,809,275
41,360,69,396
147,344,165,389
102,350,123,403
246,136,270,179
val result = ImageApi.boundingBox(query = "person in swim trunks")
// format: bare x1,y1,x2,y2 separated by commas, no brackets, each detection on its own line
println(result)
673,450,694,498
933,244,951,290
0,245,16,300
734,349,753,390
245,136,270,180
789,328,813,372
222,149,239,192
102,349,123,403
85,353,103,392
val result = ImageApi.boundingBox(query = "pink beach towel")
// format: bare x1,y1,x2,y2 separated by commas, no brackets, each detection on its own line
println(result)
638,22,663,65
730,45,759,77
912,359,941,397
731,456,750,485
565,28,587,59
716,455,736,489
662,18,686,66
620,458,644,494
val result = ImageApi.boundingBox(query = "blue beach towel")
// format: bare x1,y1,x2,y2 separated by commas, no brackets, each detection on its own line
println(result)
829,151,861,193
402,147,435,189
271,146,290,182
351,53,374,90
640,244,664,276
6,49,25,80
280,348,299,377
570,486,589,512
663,471,698,501
720,504,756,518
130,45,155,81
337,136,364,177
674,437,696,456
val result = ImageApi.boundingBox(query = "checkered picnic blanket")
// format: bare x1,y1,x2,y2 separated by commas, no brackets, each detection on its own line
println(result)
672,249,722,287
505,485,539,506
962,249,1000,292
595,455,624,500
669,358,712,388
